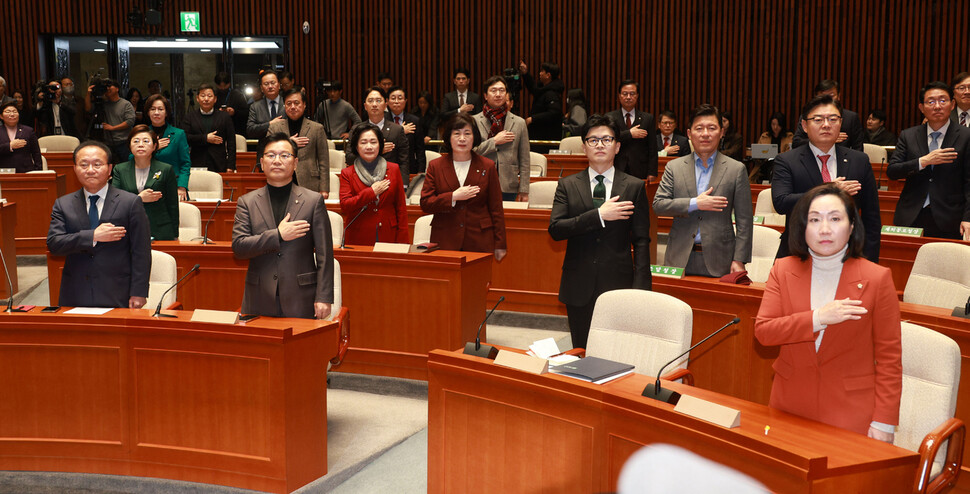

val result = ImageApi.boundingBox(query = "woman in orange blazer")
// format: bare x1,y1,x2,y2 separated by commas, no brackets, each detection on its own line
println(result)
339,122,408,245
755,183,902,442
420,113,507,259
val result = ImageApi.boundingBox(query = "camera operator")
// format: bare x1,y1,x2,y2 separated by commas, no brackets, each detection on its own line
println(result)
85,78,135,163
36,78,79,137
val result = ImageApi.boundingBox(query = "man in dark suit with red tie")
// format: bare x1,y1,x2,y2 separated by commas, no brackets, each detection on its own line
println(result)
440,68,483,120
792,80,865,152
607,80,658,181
549,114,651,349
887,81,970,240
772,94,882,261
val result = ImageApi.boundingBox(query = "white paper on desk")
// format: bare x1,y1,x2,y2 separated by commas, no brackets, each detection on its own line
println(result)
547,354,580,366
324,199,340,205
529,337,561,359
64,307,113,315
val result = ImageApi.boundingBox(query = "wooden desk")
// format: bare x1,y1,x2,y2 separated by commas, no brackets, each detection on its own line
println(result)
0,202,17,298
0,172,66,254
220,172,266,199
544,154,673,178
428,349,918,493
42,152,81,192
0,307,337,493
189,200,238,241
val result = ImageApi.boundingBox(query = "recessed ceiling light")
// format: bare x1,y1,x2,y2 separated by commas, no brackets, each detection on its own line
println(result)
176,38,188,42
94,48,105,52
200,49,211,52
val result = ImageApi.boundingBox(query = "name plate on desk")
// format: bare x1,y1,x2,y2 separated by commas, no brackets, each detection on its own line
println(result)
494,350,549,375
881,225,923,237
0,168,15,174
373,242,411,253
650,265,684,279
673,394,741,428
190,309,240,325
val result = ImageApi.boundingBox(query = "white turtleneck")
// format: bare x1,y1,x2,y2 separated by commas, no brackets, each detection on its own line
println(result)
809,245,847,351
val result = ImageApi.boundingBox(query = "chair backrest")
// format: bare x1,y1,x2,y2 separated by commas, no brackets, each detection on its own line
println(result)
746,225,782,283
863,143,888,164
754,188,778,215
146,250,178,310
327,139,336,150
904,242,970,309
528,181,558,209
559,136,584,154
895,322,961,458
327,210,344,247
41,155,48,171
329,172,340,198
413,214,433,244
587,289,693,376
235,134,248,153
187,170,224,199
530,152,547,177
426,150,442,163
408,174,425,205
329,149,346,170
178,202,202,241
38,135,80,152
326,259,343,320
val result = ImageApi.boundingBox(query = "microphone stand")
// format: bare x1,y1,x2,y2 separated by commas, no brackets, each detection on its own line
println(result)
339,201,372,249
201,200,222,245
0,247,25,312
463,296,505,359
642,317,740,404
153,264,201,317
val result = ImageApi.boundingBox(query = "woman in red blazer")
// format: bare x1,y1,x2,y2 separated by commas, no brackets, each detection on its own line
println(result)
339,122,408,245
755,183,902,442
420,113,507,259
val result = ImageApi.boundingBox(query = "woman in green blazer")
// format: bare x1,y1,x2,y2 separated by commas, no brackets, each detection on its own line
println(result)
113,124,180,240
131,94,192,200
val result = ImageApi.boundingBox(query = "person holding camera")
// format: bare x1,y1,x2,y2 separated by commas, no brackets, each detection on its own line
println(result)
85,78,135,164
36,78,79,138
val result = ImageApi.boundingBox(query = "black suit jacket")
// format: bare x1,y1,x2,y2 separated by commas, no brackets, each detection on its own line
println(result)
182,109,237,172
656,133,691,157
548,168,651,307
771,144,881,261
886,123,970,235
440,91,483,119
792,108,864,152
36,102,79,138
606,109,659,179
391,112,426,174
47,186,152,307
0,124,42,172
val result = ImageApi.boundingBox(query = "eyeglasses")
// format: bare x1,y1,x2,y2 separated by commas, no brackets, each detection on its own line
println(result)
77,162,107,170
804,115,842,125
263,152,294,161
365,98,384,104
923,98,951,107
388,95,406,101
955,85,970,93
620,92,637,97
487,87,507,95
584,136,615,146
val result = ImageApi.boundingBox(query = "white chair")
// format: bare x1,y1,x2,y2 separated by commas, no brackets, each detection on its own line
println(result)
187,170,224,200
754,188,778,215
527,181,558,209
328,210,344,247
426,150,442,164
329,149,346,171
558,136,584,154
38,135,80,152
903,243,970,309
863,143,888,165
896,322,965,494
234,134,248,153
327,139,336,150
329,172,340,199
408,174,425,205
745,225,781,283
178,202,202,241
327,259,351,370
529,152,547,177
619,444,767,494
41,155,48,171
584,290,694,382
146,250,178,311
413,214,433,245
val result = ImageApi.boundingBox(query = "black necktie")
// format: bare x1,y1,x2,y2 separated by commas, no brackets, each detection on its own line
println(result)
88,196,99,229
593,175,606,207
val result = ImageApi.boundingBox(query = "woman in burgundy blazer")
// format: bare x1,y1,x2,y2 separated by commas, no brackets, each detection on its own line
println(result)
0,101,42,173
420,113,507,258
755,184,902,441
339,123,408,245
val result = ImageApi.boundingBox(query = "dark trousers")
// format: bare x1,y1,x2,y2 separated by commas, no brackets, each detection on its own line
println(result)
566,298,598,350
914,206,961,240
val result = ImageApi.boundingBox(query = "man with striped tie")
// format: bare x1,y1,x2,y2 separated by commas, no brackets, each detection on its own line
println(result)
548,114,651,349
246,69,284,139
950,72,970,128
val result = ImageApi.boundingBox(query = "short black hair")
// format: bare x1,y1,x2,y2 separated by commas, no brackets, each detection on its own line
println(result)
260,132,299,156
364,86,389,102
349,122,385,156
618,80,639,93
281,87,307,105
148,79,161,87
659,110,677,121
73,140,113,164
540,62,560,79
951,72,970,89
329,80,343,91
127,124,158,151
214,72,231,85
919,81,953,102
482,75,507,93
813,79,840,95
868,108,887,122
788,183,865,262
279,71,294,81
801,94,842,120
453,67,470,78
377,72,392,83
197,83,215,94
258,70,278,85
439,113,482,154
688,104,722,128
581,114,618,140
388,85,406,98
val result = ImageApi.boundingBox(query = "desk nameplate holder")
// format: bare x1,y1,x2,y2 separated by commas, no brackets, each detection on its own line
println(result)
190,309,240,325
493,350,549,375
672,394,741,428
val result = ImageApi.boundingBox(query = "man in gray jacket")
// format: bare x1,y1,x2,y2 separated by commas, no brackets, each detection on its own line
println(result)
473,75,530,202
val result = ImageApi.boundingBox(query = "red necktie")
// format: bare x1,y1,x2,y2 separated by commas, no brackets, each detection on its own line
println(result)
626,113,633,128
819,155,832,182
961,112,968,127
395,116,401,125
664,137,670,147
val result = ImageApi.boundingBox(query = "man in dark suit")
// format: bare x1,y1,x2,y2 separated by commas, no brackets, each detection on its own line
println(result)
47,141,151,308
246,70,284,139
347,86,409,187
182,83,236,172
232,133,334,319
656,110,690,157
772,94,882,261
36,79,79,138
518,60,564,153
387,86,426,173
950,72,970,128
887,81,970,240
548,114,652,349
792,80,864,152
440,67,483,120
607,80,658,180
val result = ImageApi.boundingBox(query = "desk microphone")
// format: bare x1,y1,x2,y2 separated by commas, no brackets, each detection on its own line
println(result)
463,296,505,359
558,160,565,178
876,157,886,190
951,295,970,319
0,247,25,312
339,201,373,249
201,200,222,245
250,159,261,173
152,263,200,317
642,317,740,404
226,187,236,202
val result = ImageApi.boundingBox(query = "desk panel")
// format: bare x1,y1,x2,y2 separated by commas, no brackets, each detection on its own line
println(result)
42,152,80,192
0,173,66,254
0,202,17,298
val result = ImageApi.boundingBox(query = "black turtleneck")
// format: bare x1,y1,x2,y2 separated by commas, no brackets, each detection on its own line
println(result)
288,117,302,137
267,181,293,226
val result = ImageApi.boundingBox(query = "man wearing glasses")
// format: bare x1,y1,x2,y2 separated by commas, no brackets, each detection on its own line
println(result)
607,80,658,181
548,114,651,349
232,133,334,319
47,141,151,308
950,72,970,128
772,94,882,260
792,80,865,152
247,69,284,139
888,81,970,240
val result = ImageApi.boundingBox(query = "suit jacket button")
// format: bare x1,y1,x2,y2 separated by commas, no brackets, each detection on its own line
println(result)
273,274,278,280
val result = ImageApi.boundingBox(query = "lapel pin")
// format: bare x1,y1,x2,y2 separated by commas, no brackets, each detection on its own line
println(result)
857,283,863,289
295,200,299,204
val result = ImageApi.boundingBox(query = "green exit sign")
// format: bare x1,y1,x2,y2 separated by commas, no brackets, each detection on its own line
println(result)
180,11,200,32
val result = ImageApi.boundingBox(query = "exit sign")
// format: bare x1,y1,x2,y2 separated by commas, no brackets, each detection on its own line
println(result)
180,11,200,32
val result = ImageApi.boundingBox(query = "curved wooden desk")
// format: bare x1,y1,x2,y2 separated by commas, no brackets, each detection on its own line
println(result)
0,307,337,493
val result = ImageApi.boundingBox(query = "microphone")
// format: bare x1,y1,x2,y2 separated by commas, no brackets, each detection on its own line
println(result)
463,296,505,359
558,159,565,178
226,187,236,202
152,263,200,317
250,158,261,173
642,317,741,404
339,202,371,249
201,200,222,245
0,247,25,312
